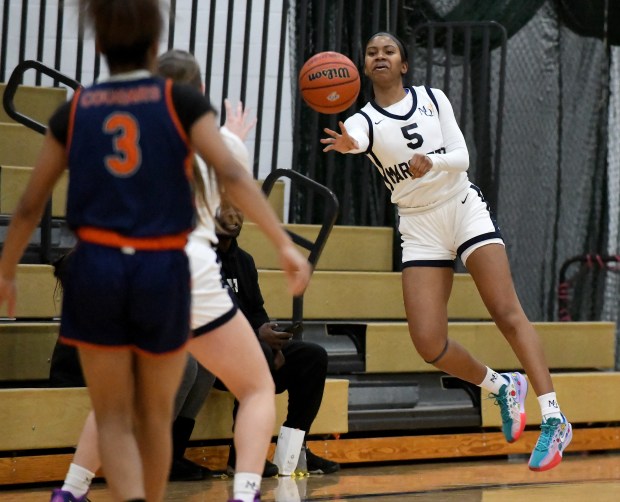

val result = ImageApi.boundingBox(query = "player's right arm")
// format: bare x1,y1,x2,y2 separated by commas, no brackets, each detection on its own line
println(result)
321,113,369,154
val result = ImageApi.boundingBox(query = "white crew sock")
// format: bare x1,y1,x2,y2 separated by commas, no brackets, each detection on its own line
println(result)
61,463,95,497
233,472,261,502
479,367,509,394
537,392,562,421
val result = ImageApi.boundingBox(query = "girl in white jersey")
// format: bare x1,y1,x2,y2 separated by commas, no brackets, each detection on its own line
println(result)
321,32,572,472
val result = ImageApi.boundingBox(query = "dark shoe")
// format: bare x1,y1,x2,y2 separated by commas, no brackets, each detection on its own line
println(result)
172,416,196,460
305,448,340,474
169,457,210,481
262,459,279,477
227,444,279,477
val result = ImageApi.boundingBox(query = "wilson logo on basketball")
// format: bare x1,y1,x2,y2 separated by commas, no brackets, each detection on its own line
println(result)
308,67,351,81
326,91,341,102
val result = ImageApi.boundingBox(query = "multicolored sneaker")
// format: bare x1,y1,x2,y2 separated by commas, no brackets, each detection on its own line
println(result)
528,413,572,471
50,489,89,502
491,372,528,443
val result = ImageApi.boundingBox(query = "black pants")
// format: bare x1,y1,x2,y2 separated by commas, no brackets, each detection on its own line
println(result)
49,341,85,387
232,340,328,433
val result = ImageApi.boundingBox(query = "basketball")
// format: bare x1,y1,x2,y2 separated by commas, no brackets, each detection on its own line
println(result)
299,51,360,114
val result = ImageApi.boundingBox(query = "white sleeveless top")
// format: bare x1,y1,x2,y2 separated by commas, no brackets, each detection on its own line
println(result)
190,126,250,244
344,86,470,214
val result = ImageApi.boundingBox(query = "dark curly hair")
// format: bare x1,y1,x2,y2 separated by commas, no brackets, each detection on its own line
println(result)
81,0,163,71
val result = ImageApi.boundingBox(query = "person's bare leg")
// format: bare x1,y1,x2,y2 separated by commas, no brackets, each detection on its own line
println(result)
465,244,554,396
56,410,99,498
188,312,275,475
402,266,487,384
79,348,144,501
72,411,100,473
134,349,187,502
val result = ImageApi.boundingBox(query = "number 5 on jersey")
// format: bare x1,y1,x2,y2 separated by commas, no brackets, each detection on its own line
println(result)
401,123,423,150
103,112,142,176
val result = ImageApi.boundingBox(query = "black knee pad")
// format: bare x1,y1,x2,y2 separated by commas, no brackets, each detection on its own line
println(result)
424,339,450,365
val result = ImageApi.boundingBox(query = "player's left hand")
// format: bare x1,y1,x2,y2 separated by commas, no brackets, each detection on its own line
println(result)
223,99,257,141
409,153,433,179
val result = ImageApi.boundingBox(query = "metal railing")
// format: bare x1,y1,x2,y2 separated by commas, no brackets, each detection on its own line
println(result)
1,1,506,232
0,0,294,182
3,60,80,264
262,168,339,330
557,254,620,322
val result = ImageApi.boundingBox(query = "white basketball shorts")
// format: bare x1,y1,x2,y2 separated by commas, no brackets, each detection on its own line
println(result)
399,184,504,268
186,236,237,335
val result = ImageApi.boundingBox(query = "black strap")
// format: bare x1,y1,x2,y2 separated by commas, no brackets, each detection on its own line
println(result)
358,110,374,155
424,338,449,365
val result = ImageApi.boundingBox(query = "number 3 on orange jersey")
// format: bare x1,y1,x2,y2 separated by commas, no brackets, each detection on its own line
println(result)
103,112,142,176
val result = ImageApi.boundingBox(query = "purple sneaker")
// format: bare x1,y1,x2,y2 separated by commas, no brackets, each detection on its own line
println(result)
50,489,89,502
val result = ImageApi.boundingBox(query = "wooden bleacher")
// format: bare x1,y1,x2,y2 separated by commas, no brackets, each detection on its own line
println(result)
1,84,619,486
0,263,349,485
1,166,69,217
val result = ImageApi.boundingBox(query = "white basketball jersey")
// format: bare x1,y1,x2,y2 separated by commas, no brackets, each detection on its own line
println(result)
190,126,250,244
345,86,469,213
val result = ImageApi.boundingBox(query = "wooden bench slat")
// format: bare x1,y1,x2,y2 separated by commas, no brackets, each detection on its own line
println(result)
1,266,489,321
0,84,67,125
4,321,614,381
239,223,393,272
0,379,348,451
365,322,617,372
0,265,61,319
481,372,620,426
1,166,68,217
0,124,45,167
0,167,284,221
260,271,489,320
0,322,59,380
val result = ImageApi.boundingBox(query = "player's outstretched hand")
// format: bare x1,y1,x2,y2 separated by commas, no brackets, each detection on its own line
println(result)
320,121,359,153
0,274,17,318
224,98,257,141
279,244,311,296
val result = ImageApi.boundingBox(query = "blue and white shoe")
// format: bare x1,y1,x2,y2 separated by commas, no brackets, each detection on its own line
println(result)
528,413,573,471
491,372,528,443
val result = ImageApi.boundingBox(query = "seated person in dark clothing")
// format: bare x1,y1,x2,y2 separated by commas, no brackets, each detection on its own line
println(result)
215,202,340,476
